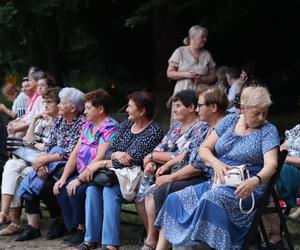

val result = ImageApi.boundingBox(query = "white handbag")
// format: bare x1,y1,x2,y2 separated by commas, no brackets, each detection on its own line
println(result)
213,165,246,188
213,164,255,214
111,165,142,202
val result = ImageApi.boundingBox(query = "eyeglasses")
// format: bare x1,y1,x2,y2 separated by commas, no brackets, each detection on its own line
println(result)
197,103,206,108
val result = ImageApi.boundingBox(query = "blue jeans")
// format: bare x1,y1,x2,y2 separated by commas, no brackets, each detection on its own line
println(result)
57,175,88,229
85,184,122,246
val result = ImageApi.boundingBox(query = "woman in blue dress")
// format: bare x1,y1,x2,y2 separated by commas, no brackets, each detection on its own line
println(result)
155,86,280,250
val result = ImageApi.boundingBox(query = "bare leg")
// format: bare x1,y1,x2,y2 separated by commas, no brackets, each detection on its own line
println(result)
156,229,171,250
10,207,22,225
144,196,158,245
27,214,40,229
135,200,148,231
262,213,281,244
78,223,85,231
1,194,13,216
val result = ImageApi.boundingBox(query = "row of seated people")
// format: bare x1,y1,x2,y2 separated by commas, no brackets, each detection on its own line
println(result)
0,83,298,250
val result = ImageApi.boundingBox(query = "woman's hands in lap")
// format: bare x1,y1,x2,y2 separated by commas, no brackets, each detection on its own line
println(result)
156,175,172,188
112,151,132,166
235,177,259,199
32,153,49,170
144,162,156,175
53,178,66,195
66,179,81,196
156,164,171,176
36,166,49,179
213,162,230,184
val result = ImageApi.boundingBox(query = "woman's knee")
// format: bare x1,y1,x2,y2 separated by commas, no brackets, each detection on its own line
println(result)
103,185,122,201
3,159,25,174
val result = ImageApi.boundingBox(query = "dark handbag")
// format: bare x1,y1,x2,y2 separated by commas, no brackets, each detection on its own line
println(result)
91,168,118,186
170,151,190,173
165,151,191,196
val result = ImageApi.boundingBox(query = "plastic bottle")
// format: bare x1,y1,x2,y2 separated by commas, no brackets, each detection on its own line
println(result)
135,174,151,202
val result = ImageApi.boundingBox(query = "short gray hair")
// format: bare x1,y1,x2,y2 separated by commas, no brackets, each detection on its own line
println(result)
59,87,85,113
240,86,272,109
183,25,208,45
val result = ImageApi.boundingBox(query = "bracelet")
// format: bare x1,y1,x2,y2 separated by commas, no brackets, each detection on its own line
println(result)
253,174,262,185
103,160,107,168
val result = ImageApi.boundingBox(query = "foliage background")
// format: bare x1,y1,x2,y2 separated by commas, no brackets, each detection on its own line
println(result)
0,0,299,119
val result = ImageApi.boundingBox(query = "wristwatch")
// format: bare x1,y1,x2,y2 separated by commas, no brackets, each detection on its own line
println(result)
76,176,83,184
147,153,153,160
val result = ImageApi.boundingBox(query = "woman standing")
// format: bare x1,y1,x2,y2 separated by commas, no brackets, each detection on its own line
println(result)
167,25,216,96
167,25,217,121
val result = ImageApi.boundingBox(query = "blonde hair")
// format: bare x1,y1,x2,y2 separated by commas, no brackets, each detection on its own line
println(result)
240,86,272,108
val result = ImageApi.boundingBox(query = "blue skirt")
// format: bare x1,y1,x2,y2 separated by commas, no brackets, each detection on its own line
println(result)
155,180,265,250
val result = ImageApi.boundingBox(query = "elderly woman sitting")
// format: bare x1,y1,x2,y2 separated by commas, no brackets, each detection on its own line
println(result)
53,89,118,246
155,86,280,250
140,87,228,250
0,87,60,236
14,87,86,241
7,70,53,137
76,91,163,250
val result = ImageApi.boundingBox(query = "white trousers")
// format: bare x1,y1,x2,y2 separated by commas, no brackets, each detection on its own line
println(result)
1,158,32,207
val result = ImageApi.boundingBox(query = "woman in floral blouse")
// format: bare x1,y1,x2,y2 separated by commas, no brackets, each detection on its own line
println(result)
52,89,118,246
14,87,86,242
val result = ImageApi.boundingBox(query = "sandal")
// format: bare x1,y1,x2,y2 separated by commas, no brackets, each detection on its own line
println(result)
77,242,99,250
141,242,157,250
0,223,23,236
0,212,11,226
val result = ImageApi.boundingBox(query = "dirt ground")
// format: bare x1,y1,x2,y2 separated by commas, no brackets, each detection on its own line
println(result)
0,219,74,250
0,217,143,250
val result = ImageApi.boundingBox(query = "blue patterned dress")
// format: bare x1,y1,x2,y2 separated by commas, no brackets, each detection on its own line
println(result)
155,114,280,250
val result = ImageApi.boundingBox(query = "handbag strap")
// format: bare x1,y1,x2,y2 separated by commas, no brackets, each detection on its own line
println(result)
239,168,255,214
165,182,173,197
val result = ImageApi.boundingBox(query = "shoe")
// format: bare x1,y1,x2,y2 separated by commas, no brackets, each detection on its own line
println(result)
77,242,99,250
15,225,41,241
141,241,157,250
62,229,77,243
46,219,66,240
67,229,85,246
0,223,23,236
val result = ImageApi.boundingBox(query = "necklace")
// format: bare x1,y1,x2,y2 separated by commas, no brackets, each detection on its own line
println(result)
180,118,199,134
188,46,201,63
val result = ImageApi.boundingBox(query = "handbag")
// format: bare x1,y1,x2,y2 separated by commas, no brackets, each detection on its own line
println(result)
92,169,118,186
111,165,142,201
213,164,255,214
170,151,190,174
